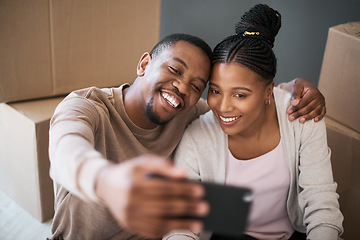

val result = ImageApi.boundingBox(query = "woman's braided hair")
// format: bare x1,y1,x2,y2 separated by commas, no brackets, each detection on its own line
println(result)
213,4,281,84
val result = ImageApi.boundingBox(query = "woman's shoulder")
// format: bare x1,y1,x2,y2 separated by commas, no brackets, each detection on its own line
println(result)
184,111,223,139
273,87,292,112
274,87,326,137
188,110,219,128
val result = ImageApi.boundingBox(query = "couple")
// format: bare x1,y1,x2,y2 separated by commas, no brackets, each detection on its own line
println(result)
48,4,343,240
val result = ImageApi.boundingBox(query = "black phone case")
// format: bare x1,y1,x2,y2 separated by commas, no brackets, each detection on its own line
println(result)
201,182,253,237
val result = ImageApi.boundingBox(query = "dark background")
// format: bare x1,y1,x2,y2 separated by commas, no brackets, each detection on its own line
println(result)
160,0,360,96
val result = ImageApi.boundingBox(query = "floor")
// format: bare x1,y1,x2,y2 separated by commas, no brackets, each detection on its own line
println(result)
0,190,52,240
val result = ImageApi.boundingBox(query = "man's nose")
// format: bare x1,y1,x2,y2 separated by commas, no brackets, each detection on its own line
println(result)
172,79,190,96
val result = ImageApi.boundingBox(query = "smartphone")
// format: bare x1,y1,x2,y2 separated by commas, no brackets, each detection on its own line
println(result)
148,173,253,237
201,181,253,237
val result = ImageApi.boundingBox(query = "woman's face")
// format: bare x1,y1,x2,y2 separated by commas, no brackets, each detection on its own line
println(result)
207,62,272,137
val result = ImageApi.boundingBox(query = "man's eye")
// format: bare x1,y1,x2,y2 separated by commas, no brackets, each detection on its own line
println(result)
192,83,200,92
169,66,181,75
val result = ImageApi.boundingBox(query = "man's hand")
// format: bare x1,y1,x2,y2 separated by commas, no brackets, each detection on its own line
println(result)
278,78,326,123
95,155,209,238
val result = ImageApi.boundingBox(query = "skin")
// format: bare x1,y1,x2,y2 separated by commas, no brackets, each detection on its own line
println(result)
95,41,211,238
208,62,280,160
279,79,326,123
94,42,325,238
124,41,211,129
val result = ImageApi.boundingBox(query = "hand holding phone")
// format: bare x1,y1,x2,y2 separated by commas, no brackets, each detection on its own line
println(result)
148,173,253,237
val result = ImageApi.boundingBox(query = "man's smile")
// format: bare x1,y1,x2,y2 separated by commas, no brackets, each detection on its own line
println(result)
161,91,182,108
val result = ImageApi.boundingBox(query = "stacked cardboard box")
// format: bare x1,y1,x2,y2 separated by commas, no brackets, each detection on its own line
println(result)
0,0,161,103
0,0,160,222
319,22,360,239
0,97,64,221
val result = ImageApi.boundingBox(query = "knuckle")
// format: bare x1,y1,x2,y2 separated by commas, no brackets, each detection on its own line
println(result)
292,112,300,118
148,220,168,237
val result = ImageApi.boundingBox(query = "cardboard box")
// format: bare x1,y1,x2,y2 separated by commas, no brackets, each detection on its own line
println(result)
338,187,360,240
319,22,360,133
0,0,161,103
325,116,360,239
0,96,64,222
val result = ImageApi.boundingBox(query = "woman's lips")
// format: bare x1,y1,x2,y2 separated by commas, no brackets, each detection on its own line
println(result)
219,115,241,123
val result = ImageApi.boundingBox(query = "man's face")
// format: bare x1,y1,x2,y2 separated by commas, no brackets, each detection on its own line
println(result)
140,41,211,125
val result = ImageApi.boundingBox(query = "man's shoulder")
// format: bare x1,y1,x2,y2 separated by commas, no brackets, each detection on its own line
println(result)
70,86,113,99
65,84,127,105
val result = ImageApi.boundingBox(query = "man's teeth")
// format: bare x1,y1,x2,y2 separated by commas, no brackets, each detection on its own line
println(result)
162,92,180,108
220,115,240,123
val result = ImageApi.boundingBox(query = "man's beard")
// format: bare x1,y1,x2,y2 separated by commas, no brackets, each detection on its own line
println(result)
146,98,173,125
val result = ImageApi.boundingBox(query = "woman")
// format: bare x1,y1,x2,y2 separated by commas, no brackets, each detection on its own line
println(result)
166,4,343,240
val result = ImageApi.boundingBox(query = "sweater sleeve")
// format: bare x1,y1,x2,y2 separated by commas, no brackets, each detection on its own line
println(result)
49,94,111,202
164,120,205,240
163,230,200,240
297,119,344,239
174,121,202,181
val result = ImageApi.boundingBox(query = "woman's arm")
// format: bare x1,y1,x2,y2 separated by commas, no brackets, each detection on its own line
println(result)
297,119,343,239
163,121,208,240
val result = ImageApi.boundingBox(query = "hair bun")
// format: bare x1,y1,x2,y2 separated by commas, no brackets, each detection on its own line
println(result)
235,4,281,48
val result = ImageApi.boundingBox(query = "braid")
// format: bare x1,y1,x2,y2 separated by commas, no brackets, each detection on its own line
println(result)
213,4,281,82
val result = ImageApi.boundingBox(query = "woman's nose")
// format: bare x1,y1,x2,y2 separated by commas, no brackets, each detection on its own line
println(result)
219,96,233,112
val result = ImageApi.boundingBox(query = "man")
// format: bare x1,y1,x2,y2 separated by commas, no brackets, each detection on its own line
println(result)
48,34,325,239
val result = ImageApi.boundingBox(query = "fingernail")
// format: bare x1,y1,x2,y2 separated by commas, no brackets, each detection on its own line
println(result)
289,115,295,121
190,222,203,233
300,117,305,123
197,202,210,216
292,99,300,106
194,185,205,197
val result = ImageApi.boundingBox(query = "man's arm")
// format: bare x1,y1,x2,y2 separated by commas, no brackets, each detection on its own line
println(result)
278,78,326,123
49,96,209,239
95,156,209,238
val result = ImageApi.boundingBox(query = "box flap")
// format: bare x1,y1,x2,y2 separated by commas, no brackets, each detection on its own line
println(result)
332,21,360,39
9,97,64,123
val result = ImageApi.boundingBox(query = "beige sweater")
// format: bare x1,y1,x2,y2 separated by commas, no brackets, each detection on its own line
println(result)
48,84,209,240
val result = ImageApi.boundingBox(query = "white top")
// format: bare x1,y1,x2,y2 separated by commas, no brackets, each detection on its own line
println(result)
226,141,293,239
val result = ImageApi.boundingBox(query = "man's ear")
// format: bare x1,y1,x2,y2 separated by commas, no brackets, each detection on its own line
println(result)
137,52,151,77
